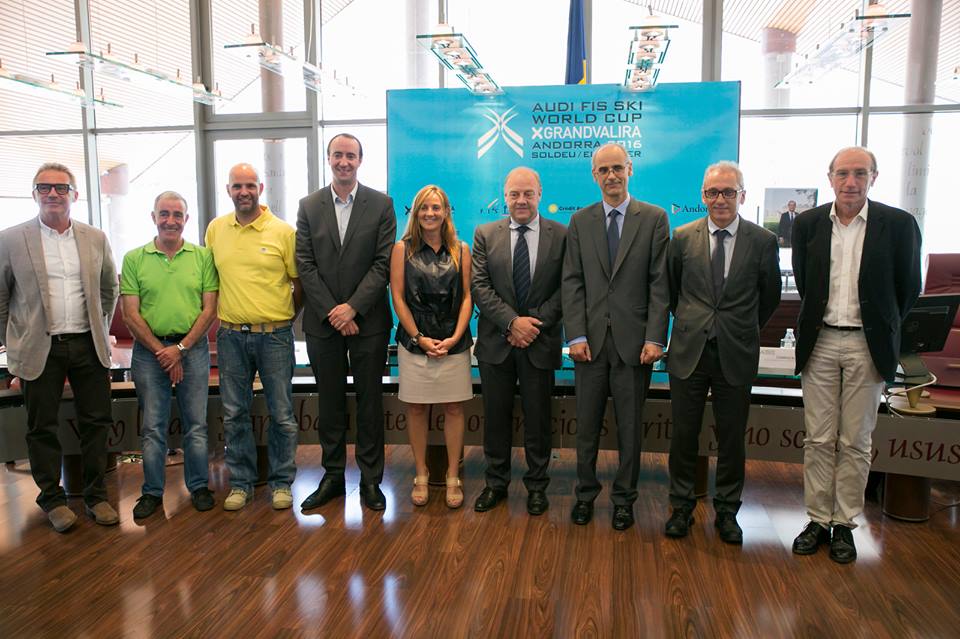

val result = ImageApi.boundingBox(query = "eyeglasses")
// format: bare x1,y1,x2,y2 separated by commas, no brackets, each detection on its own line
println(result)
34,183,74,195
703,188,743,200
830,169,873,180
594,165,627,177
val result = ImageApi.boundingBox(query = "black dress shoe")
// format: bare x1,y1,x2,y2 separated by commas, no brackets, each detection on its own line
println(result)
664,508,694,538
570,500,593,525
300,476,346,511
474,486,508,512
829,525,857,564
792,521,831,555
526,490,548,516
612,505,635,531
191,487,215,512
715,512,743,544
133,494,163,519
359,483,386,511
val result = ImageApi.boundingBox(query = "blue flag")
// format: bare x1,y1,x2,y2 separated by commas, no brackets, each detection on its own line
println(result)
565,0,586,84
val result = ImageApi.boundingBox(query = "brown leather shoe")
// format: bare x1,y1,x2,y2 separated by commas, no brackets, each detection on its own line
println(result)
84,501,119,526
48,505,78,533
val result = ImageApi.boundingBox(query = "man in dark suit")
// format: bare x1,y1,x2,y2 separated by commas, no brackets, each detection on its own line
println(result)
664,161,781,544
791,146,921,563
778,200,798,247
295,133,397,512
471,167,566,516
562,143,670,531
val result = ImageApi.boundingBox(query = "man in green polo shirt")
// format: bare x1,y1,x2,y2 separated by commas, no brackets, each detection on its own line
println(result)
120,191,219,519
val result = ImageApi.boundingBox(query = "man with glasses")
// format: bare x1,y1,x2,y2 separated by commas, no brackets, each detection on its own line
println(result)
562,142,670,530
663,161,781,543
205,163,302,512
120,191,219,519
0,163,119,532
296,133,396,513
791,146,921,563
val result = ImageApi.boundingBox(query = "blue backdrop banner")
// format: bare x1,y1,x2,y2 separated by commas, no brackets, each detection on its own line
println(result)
387,81,741,239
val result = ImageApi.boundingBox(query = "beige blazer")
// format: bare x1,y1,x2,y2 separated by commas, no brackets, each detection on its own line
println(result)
0,218,118,380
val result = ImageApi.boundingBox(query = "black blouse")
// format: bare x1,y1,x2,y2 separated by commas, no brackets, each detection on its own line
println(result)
396,240,472,355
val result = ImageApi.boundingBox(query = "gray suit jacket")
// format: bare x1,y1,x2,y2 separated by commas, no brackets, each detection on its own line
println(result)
295,183,397,338
0,218,118,380
471,216,567,370
666,216,781,386
562,197,670,364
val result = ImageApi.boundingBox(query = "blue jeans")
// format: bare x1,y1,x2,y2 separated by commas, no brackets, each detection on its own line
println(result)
217,326,298,492
131,337,211,497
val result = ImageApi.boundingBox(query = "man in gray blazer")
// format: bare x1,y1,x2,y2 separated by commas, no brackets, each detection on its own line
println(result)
471,167,566,516
0,163,119,532
664,161,781,543
562,143,670,530
296,133,397,512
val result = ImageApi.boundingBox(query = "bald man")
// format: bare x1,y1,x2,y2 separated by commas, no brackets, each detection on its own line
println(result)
471,167,567,515
205,163,303,512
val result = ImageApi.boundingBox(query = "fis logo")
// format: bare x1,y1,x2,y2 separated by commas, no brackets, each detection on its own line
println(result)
478,106,523,158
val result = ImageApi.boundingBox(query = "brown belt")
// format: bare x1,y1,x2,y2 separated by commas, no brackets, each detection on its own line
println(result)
220,320,292,333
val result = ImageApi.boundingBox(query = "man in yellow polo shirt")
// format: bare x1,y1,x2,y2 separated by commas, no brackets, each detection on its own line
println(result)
205,163,303,511
121,191,219,519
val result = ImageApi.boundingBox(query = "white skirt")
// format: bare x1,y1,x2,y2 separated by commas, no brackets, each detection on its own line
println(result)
397,347,473,404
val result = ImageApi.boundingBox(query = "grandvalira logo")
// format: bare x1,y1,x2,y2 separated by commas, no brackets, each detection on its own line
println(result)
478,106,524,159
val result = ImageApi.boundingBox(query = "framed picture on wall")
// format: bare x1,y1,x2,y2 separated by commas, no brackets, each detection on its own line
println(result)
764,187,817,248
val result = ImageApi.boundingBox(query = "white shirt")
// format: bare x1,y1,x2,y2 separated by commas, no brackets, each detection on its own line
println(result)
823,200,868,327
706,214,740,279
38,217,90,334
509,212,540,280
333,182,359,244
602,195,630,236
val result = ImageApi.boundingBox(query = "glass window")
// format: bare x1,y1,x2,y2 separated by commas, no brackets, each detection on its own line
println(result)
212,136,309,222
0,135,90,231
722,1,863,109
319,0,413,120
0,0,83,131
96,131,198,267
211,0,308,114
320,124,387,193
864,112,959,263
592,1,702,86
87,0,195,128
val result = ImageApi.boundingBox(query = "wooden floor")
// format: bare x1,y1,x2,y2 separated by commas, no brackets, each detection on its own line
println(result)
0,446,958,639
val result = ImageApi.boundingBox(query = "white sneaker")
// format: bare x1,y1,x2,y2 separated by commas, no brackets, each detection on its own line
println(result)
272,487,293,510
223,488,252,511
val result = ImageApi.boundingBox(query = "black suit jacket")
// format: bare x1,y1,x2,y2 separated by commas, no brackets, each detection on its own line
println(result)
562,197,670,364
295,183,397,338
471,216,567,370
792,199,922,382
667,216,782,386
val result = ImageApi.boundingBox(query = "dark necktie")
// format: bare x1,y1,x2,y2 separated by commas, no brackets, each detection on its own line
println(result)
607,209,621,271
513,225,531,313
712,228,729,300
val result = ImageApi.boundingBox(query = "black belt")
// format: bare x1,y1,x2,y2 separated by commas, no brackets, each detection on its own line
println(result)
51,332,89,342
823,323,861,331
154,333,188,342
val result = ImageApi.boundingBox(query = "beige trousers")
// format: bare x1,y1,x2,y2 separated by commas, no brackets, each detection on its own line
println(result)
800,327,884,528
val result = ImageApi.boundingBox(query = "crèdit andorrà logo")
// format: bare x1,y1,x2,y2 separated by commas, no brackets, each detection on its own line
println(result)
478,106,524,159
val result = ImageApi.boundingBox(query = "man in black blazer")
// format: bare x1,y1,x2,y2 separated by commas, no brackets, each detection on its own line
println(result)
295,133,397,512
562,143,670,531
471,167,566,516
664,161,781,543
791,146,921,563
778,200,798,247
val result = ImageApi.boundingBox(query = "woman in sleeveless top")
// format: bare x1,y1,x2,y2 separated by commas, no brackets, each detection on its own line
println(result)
390,184,473,509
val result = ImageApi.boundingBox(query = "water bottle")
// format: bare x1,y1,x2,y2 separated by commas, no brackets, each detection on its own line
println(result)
780,328,796,349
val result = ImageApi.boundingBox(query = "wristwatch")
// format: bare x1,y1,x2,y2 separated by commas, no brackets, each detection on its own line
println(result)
176,343,186,352
408,332,423,350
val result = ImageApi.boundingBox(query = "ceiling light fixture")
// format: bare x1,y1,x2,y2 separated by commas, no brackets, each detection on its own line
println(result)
416,25,502,95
